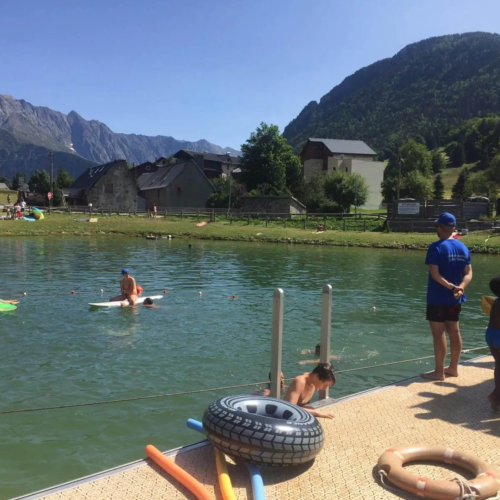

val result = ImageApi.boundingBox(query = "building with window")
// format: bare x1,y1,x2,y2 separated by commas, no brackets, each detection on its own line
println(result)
63,160,138,210
173,150,240,179
300,138,384,209
137,160,214,208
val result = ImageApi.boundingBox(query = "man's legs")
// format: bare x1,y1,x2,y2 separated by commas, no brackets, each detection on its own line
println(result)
444,321,462,377
421,321,446,380
488,345,500,410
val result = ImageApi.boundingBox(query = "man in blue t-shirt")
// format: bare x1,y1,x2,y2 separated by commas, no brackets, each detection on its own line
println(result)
421,212,473,381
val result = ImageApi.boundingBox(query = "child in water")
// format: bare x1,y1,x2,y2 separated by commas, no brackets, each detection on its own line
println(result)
486,275,500,411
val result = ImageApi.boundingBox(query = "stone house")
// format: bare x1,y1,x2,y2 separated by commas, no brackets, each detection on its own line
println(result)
173,149,240,180
300,138,384,209
240,195,306,214
63,160,137,210
137,160,213,208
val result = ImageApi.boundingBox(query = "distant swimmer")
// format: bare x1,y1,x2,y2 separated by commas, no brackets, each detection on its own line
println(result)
299,344,341,365
254,372,285,397
0,299,19,305
109,269,139,306
143,298,160,309
284,363,336,419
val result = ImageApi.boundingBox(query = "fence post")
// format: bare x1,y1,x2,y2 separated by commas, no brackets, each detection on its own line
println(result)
303,217,306,230
343,219,346,231
212,209,215,222
266,216,268,227
164,209,167,218
363,219,366,232
284,217,286,228
270,289,284,399
181,210,184,220
247,215,250,225
230,215,233,225
323,214,327,231
197,210,200,221
319,284,332,400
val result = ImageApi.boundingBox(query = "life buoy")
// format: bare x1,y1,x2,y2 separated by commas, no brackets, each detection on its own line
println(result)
378,445,500,500
202,395,324,466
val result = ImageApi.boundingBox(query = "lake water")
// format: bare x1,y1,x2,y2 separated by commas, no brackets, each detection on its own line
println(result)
0,237,497,499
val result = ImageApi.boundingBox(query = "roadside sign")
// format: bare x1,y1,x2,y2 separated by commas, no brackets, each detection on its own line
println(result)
398,202,419,215
48,192,52,200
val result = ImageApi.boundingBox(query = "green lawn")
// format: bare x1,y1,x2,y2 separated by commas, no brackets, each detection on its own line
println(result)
0,189,16,204
1,213,499,253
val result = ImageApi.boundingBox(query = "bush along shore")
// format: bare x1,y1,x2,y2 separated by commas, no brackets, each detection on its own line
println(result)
1,213,500,254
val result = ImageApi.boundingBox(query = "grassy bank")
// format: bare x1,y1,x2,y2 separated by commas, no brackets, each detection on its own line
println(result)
1,213,499,253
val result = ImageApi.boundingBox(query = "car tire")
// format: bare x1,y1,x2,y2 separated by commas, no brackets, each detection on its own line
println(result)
202,395,324,466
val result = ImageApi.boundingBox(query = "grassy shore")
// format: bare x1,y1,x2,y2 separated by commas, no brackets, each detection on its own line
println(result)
1,213,500,253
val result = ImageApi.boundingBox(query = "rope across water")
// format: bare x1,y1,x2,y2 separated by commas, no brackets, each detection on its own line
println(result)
0,346,489,416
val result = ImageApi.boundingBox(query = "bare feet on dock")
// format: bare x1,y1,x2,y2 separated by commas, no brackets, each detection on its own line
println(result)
420,371,445,381
444,367,459,377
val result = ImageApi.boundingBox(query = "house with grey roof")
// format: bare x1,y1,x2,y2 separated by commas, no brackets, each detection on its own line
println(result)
300,138,384,209
63,160,138,210
173,149,240,180
137,160,213,208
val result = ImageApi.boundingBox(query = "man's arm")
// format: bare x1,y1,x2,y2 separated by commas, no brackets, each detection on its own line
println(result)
459,264,472,290
428,265,457,291
284,380,334,420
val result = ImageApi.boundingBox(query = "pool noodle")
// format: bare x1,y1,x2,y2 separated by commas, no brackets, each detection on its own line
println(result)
145,444,211,500
214,448,236,500
186,418,266,500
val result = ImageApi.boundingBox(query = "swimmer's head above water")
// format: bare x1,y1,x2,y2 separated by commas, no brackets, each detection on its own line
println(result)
143,298,154,305
315,344,321,356
311,363,336,390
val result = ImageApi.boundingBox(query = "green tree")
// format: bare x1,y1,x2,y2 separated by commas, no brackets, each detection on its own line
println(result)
301,173,328,212
465,171,497,198
381,176,399,203
28,169,51,193
433,174,445,199
11,172,26,190
324,171,369,212
206,177,246,209
451,168,470,200
240,123,300,195
450,143,466,167
400,140,432,176
401,170,433,199
56,169,74,189
431,151,446,174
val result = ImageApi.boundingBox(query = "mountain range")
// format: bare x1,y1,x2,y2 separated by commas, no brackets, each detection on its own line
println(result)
283,32,500,153
0,94,240,180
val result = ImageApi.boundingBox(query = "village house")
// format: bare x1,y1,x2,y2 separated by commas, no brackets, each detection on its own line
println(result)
63,160,138,210
301,138,384,209
137,160,213,208
240,195,306,215
173,150,240,180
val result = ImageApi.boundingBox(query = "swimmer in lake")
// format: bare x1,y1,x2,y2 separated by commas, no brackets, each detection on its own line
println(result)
254,372,285,397
143,298,160,309
299,344,341,365
284,363,336,419
0,299,20,305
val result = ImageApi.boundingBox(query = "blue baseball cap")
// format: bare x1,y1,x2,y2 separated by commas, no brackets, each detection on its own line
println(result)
435,212,456,227
121,268,130,275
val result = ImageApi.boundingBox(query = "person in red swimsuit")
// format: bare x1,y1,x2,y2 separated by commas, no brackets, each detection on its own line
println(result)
109,269,139,306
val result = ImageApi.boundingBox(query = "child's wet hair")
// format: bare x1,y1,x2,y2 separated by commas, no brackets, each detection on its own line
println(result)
143,298,153,305
490,276,500,298
312,363,336,384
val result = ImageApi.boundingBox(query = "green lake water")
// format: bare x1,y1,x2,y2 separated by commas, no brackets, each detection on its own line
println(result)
0,237,497,499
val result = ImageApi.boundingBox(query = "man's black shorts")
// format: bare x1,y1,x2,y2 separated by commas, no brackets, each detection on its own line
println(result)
426,304,462,322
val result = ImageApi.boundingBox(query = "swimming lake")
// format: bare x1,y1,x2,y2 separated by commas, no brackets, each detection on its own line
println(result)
0,237,496,499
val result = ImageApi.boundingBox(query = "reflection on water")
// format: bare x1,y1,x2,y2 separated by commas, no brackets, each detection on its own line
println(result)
0,237,497,499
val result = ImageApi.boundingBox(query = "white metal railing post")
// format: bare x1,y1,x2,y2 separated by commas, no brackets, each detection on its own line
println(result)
270,288,284,399
319,284,332,400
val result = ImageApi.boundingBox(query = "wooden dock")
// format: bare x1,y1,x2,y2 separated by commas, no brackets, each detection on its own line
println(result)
17,356,500,500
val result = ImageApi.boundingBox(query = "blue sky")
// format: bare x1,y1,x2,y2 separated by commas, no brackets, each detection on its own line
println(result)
2,0,499,150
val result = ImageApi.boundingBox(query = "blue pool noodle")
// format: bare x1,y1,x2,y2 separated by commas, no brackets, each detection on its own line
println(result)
185,418,266,500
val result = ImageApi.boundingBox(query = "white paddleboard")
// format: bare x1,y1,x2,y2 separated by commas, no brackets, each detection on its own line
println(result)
89,295,163,307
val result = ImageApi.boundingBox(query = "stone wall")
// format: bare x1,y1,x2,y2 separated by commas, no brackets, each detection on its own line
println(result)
87,161,137,211
240,196,306,214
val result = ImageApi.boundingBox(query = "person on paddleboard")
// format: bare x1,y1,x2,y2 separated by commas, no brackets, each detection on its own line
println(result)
0,299,19,305
109,269,139,306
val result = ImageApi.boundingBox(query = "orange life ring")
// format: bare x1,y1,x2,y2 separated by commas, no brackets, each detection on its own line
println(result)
378,445,500,500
